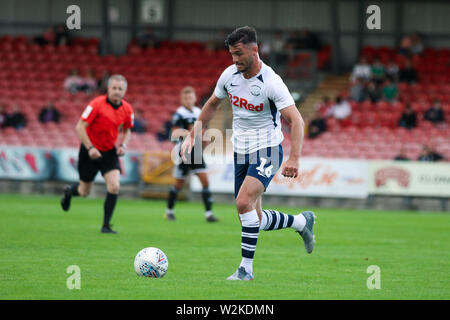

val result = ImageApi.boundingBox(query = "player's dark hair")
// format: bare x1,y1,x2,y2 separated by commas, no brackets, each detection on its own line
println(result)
224,26,257,48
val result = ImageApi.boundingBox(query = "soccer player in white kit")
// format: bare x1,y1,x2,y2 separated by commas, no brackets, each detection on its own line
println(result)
181,26,316,280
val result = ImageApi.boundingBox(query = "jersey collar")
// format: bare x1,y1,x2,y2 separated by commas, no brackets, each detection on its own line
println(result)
181,105,195,113
106,97,123,109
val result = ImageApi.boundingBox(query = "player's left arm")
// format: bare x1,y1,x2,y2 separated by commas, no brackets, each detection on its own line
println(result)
117,127,131,156
117,108,133,156
280,105,305,178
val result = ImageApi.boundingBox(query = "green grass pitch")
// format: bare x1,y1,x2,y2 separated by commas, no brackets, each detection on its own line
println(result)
0,193,449,300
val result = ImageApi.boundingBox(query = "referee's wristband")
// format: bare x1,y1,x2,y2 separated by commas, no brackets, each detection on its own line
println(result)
120,143,127,149
87,146,94,151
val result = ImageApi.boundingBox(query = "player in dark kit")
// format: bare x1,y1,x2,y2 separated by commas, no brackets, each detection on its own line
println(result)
166,86,219,222
60,75,134,234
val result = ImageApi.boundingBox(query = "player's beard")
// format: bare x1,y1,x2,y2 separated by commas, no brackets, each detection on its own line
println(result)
238,56,253,73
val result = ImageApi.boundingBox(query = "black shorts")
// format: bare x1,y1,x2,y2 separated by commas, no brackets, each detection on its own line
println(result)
78,145,121,182
172,144,207,179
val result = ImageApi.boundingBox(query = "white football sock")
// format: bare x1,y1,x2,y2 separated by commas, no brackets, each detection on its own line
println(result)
291,213,306,231
239,209,260,274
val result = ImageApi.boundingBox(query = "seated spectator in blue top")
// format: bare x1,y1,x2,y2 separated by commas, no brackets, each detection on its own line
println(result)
308,111,327,139
39,101,60,124
350,77,367,102
399,104,417,130
367,80,382,103
132,109,147,134
0,103,10,129
424,100,445,124
8,104,27,130
157,120,173,142
399,59,418,84
417,144,444,162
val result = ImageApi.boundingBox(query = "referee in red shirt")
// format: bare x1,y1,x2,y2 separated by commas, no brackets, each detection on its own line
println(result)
61,75,134,234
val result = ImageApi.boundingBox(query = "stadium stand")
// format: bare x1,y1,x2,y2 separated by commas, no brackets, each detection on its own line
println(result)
0,36,448,161
0,35,230,152
300,46,450,161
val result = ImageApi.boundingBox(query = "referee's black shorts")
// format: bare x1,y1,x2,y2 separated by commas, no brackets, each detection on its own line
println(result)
78,144,121,182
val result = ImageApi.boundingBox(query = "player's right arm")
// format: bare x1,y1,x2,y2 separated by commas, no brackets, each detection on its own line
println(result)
180,94,222,161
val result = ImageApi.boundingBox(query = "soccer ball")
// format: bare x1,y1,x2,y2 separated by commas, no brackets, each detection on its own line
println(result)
134,247,168,278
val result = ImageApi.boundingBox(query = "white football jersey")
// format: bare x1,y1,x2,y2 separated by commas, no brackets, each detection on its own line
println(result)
214,61,295,154
172,106,201,130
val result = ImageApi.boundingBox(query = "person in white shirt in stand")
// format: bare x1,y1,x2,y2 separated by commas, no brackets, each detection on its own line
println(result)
330,96,352,120
350,56,371,83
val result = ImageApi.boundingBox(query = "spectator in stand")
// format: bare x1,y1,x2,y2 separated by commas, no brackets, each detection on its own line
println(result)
297,28,321,51
382,76,398,102
259,41,271,62
399,104,417,130
371,57,386,84
385,58,400,81
64,69,84,94
98,70,111,94
314,96,331,116
417,144,444,162
394,147,410,161
409,32,424,55
132,109,147,134
307,111,327,139
260,31,287,64
330,97,352,124
54,24,70,46
367,80,382,103
272,31,288,64
8,104,27,130
398,34,413,56
157,120,173,142
34,26,56,46
350,57,372,83
286,30,300,49
0,103,9,129
285,30,300,61
39,101,60,124
424,100,445,124
350,77,367,102
139,27,160,49
80,69,98,95
399,58,418,84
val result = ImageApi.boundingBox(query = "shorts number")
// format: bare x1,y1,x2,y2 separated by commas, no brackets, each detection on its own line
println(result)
256,157,273,178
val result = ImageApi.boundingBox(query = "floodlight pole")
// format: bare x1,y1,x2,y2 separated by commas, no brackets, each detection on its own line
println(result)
101,0,112,55
329,0,342,74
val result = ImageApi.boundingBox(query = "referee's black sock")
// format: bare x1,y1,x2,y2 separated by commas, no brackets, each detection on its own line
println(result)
103,192,118,227
167,186,179,210
70,183,80,197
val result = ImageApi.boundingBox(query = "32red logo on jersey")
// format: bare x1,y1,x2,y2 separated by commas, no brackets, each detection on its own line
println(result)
228,93,263,112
